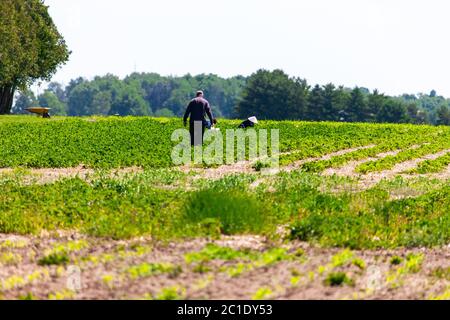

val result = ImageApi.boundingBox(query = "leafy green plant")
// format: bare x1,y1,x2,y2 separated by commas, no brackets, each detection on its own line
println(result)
324,272,354,287
252,160,272,172
126,263,182,279
430,267,450,280
149,286,186,300
38,253,70,266
185,244,256,264
184,188,268,235
252,287,274,300
390,256,403,265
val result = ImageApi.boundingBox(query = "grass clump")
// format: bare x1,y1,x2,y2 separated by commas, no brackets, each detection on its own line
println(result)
184,188,268,235
324,272,354,287
38,253,70,266
252,160,272,172
390,256,403,265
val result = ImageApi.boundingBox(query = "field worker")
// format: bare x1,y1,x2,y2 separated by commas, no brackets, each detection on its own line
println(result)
239,116,258,129
183,90,215,146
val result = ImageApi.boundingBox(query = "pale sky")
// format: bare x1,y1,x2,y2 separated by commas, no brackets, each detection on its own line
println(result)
43,0,450,97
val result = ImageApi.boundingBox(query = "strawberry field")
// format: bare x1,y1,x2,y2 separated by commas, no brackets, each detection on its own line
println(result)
0,116,449,300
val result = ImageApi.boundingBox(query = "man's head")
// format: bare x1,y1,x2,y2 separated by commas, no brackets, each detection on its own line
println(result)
196,90,204,98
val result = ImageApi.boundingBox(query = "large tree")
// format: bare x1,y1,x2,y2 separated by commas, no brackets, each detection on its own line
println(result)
0,0,70,114
38,90,67,115
346,87,368,122
236,69,308,120
436,105,450,126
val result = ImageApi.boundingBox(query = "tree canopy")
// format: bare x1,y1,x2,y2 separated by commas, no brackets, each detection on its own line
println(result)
0,0,69,114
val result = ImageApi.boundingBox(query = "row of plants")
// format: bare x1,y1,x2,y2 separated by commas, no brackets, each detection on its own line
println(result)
355,132,450,174
411,153,450,174
2,116,449,169
0,170,448,249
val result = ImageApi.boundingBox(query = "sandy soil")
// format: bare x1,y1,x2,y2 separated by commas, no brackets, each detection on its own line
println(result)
322,150,402,177
283,145,376,172
178,145,376,180
0,166,143,185
1,146,448,197
356,149,450,189
0,233,448,300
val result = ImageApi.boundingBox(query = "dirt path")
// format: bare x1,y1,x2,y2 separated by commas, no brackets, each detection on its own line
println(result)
0,166,144,185
1,146,449,192
0,233,448,300
356,149,450,189
322,149,402,177
283,145,376,172
321,147,450,189
178,145,377,181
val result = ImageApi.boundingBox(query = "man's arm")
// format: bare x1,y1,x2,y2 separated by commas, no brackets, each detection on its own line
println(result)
205,102,214,124
183,102,192,126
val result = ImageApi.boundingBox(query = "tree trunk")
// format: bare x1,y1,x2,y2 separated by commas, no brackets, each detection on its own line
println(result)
0,85,16,115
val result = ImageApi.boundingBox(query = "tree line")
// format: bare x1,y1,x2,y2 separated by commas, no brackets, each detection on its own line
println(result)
13,69,450,126
13,73,246,119
235,70,450,125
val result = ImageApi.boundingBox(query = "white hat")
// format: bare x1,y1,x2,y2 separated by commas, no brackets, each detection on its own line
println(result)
248,116,258,124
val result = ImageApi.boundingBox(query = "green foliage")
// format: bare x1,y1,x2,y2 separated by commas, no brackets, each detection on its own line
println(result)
0,172,185,239
185,244,253,264
252,287,274,300
324,272,353,287
9,67,450,124
236,69,309,120
390,256,403,265
184,187,268,235
19,293,37,300
431,267,450,280
12,90,38,114
0,117,449,249
0,0,70,114
154,108,175,118
436,105,450,125
153,286,186,300
39,90,67,115
289,184,450,249
0,117,181,168
252,160,272,172
346,87,369,122
413,153,450,174
126,263,181,279
38,253,70,266
356,134,450,174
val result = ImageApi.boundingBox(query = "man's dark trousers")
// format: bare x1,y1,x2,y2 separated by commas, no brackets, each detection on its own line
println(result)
189,121,206,146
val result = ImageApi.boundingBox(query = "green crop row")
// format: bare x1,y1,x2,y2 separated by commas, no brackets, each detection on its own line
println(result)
299,135,425,173
1,116,448,169
355,133,450,174
278,123,445,166
412,152,450,174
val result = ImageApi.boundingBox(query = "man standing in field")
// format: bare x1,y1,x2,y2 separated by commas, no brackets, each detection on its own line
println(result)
183,91,215,146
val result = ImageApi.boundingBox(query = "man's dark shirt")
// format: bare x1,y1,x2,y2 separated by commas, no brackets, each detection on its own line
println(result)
183,97,214,125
